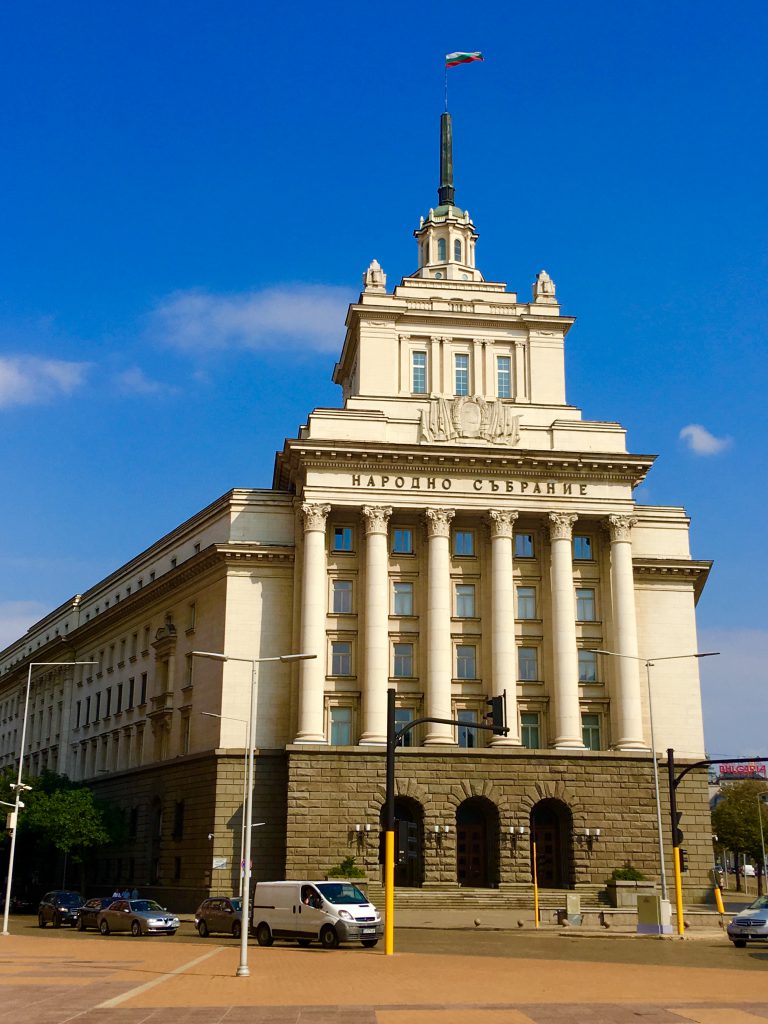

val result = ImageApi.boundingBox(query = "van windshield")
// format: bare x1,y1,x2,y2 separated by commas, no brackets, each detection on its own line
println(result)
316,883,367,905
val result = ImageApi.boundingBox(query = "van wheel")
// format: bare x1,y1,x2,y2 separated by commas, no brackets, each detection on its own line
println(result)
297,938,311,947
255,922,273,947
733,939,747,948
320,925,339,949
362,939,378,948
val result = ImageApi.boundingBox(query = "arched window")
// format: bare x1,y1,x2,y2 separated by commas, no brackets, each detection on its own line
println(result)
437,238,446,262
454,239,462,262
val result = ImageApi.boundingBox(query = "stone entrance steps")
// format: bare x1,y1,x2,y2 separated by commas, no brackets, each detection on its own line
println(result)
362,883,610,911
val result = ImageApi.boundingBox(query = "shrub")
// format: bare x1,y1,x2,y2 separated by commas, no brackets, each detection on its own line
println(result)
326,856,366,878
610,864,646,882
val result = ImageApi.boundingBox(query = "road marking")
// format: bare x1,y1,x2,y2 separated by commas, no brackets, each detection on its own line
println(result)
670,1010,768,1023
377,1011,536,1024
96,946,224,1008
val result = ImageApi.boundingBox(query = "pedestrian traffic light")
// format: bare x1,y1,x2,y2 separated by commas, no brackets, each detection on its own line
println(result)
484,694,507,736
673,811,684,847
679,848,689,873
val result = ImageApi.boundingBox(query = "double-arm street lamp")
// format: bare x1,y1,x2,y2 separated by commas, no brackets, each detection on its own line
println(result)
2,659,99,937
200,710,248,903
192,650,315,978
758,793,768,883
595,649,719,908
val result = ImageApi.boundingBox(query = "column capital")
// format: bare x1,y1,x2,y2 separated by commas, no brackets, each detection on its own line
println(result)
487,509,519,539
548,512,578,541
361,505,393,536
424,508,455,539
300,502,331,532
605,514,638,543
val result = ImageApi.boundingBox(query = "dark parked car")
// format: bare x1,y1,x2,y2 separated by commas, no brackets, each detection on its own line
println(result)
38,890,83,928
194,896,242,937
77,896,115,931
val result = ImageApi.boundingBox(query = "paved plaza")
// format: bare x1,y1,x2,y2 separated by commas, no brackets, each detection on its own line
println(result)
0,917,766,1024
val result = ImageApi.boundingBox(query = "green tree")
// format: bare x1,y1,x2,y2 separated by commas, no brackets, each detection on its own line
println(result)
712,780,768,894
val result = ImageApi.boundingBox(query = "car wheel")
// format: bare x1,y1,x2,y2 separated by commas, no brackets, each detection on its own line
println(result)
319,925,339,949
361,939,378,948
197,920,209,937
131,920,142,937
78,917,87,932
733,939,747,948
297,938,311,947
38,913,47,928
99,919,110,936
232,921,241,939
255,922,273,947
53,912,61,929
70,918,78,928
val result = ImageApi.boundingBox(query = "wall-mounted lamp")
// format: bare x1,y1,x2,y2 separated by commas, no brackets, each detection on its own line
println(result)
575,827,600,848
507,824,527,852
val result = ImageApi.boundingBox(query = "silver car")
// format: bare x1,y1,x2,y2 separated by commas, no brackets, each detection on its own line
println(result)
97,898,180,936
727,895,768,947
194,896,242,937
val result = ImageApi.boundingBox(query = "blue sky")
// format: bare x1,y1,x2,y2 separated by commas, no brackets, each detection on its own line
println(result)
1,1,765,757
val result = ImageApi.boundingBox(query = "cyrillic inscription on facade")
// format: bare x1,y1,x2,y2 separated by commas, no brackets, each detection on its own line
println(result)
350,474,589,495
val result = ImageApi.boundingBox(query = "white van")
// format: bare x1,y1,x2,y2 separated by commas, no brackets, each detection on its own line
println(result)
251,880,383,949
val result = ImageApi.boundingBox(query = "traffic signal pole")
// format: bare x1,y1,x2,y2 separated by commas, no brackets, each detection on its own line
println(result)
383,688,507,955
667,749,685,935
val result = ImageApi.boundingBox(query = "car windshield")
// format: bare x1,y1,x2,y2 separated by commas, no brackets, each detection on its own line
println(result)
130,900,164,913
316,883,367,905
56,893,81,906
748,896,768,910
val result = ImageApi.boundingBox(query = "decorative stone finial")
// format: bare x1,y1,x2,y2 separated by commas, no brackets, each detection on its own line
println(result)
533,269,557,303
363,259,387,293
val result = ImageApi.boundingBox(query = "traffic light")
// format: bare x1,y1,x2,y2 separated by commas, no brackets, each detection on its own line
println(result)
378,830,386,865
673,811,684,847
679,848,689,873
484,694,507,736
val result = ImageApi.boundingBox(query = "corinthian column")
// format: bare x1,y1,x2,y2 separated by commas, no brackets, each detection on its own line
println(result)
488,510,520,745
606,515,646,749
295,502,331,743
548,512,584,748
424,508,455,744
360,505,392,744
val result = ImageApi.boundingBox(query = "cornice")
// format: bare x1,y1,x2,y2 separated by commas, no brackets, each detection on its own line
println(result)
633,558,713,603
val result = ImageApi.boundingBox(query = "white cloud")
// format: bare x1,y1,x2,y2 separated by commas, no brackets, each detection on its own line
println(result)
679,423,732,456
0,356,91,408
114,366,175,397
147,284,352,355
0,601,49,651
699,627,768,758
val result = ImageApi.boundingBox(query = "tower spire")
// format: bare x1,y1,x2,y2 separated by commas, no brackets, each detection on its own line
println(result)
438,112,455,207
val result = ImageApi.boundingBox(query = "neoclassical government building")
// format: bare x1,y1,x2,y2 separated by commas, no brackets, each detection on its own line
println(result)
0,115,713,907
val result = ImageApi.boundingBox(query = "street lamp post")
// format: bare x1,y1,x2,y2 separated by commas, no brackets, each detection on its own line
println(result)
2,659,99,937
200,710,248,903
758,793,768,884
192,650,315,978
595,650,718,911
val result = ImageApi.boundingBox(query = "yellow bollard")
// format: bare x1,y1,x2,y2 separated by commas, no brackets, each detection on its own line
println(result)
532,839,539,929
714,883,725,915
385,829,395,955
674,847,685,935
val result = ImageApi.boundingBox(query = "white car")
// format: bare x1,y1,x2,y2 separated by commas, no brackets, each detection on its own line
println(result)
727,895,768,947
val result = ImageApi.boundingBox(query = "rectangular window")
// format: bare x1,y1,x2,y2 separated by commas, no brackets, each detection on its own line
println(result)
393,643,414,678
128,678,135,709
130,633,138,658
455,583,476,618
331,641,352,676
521,712,541,749
573,535,593,560
94,693,101,721
187,602,196,630
392,527,413,554
75,700,82,728
332,579,353,614
576,588,596,621
85,696,91,724
454,353,469,396
456,644,477,680
139,673,148,705
180,715,191,754
457,709,478,748
173,857,182,881
128,807,138,839
116,684,123,713
514,533,534,558
393,581,414,616
412,351,427,394
394,707,414,747
516,586,537,620
172,800,185,839
105,688,112,718
578,649,598,683
518,647,539,682
582,712,601,750
332,526,353,552
497,355,511,399
454,529,475,557
330,706,353,745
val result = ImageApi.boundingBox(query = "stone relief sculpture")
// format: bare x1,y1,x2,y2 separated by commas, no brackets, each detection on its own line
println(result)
419,395,521,446
533,269,557,302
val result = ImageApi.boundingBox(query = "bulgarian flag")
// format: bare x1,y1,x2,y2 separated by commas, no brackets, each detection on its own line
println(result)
445,51,484,67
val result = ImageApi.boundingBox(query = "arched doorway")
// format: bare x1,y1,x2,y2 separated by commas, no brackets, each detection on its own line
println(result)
380,797,424,887
530,799,573,889
456,797,500,888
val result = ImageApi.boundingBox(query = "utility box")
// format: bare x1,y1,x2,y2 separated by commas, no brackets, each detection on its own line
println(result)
637,893,673,935
566,892,582,926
